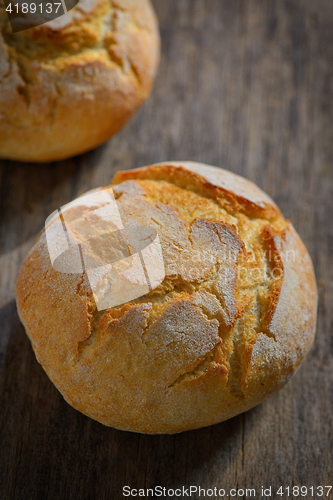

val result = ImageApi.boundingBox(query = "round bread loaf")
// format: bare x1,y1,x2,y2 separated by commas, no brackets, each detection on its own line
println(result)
0,0,159,162
16,162,317,433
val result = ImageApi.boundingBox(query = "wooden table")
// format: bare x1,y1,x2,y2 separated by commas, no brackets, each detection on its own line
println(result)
1,1,332,498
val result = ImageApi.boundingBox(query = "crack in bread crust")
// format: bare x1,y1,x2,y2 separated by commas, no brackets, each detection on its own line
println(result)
168,347,223,389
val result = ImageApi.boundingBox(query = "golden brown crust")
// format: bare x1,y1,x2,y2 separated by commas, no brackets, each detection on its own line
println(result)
16,162,318,433
113,161,281,220
0,0,159,162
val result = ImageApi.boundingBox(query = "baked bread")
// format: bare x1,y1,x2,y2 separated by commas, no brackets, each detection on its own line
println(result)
0,0,159,162
16,162,318,433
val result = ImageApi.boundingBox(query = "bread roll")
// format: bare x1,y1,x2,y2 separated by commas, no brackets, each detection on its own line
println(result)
0,0,159,162
16,162,317,433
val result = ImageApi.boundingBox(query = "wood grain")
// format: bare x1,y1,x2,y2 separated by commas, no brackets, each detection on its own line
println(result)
1,0,333,498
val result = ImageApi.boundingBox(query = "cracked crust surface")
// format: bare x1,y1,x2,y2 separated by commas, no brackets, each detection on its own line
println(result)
0,0,160,162
16,162,318,433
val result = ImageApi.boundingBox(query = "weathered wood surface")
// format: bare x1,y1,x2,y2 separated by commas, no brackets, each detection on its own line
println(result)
1,1,333,498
